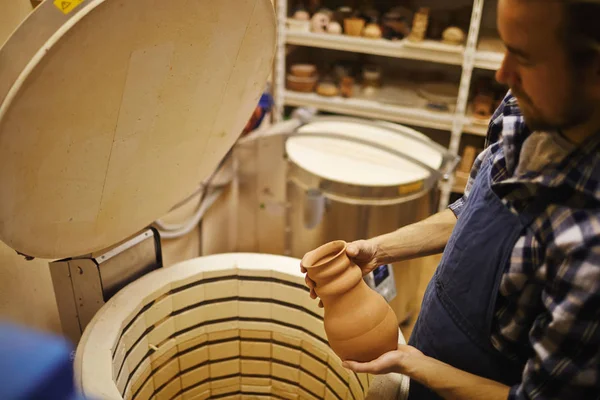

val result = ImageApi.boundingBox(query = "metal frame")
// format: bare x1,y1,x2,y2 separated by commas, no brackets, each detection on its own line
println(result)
49,228,162,344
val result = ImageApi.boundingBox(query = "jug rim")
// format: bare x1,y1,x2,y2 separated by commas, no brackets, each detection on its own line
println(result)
301,240,347,269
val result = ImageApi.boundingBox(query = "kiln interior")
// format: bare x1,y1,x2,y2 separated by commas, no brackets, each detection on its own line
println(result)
109,262,374,400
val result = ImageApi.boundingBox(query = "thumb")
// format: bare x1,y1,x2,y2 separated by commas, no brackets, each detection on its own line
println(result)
346,242,360,257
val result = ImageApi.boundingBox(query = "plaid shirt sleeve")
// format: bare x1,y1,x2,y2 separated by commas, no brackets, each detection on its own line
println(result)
448,93,510,217
509,209,600,399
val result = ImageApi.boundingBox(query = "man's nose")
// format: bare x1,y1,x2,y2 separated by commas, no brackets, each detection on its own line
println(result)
495,54,510,85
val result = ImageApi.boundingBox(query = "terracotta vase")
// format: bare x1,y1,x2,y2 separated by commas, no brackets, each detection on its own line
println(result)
344,17,365,36
301,240,399,362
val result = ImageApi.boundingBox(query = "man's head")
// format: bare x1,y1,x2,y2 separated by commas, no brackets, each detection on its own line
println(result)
496,0,600,135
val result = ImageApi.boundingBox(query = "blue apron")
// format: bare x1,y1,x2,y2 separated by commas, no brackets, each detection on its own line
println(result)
407,156,537,399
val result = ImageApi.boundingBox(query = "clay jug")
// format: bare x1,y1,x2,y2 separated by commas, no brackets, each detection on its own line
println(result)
301,240,399,362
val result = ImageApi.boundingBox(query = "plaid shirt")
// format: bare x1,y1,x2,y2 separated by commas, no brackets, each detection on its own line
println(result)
449,91,600,399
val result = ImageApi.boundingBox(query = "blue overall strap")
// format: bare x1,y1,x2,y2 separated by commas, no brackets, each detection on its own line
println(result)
407,156,542,399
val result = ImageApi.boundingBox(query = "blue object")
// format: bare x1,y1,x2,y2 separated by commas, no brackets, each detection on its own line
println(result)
408,158,537,398
0,322,88,400
254,91,274,129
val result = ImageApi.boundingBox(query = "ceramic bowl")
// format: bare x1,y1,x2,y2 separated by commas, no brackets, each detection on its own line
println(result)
290,64,317,78
316,82,339,97
286,74,318,92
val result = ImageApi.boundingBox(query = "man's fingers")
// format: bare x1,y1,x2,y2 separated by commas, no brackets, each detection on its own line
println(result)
341,360,376,373
342,351,402,374
304,274,315,289
301,263,322,307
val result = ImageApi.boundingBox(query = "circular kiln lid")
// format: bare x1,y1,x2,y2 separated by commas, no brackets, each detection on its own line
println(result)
0,0,276,259
286,120,444,187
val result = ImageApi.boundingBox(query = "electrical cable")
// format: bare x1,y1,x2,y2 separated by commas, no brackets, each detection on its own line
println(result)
156,188,225,239
152,149,232,238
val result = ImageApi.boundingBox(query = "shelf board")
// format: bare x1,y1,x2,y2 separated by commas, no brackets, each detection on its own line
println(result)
474,50,503,70
462,117,488,136
285,30,465,66
474,37,504,70
284,90,456,132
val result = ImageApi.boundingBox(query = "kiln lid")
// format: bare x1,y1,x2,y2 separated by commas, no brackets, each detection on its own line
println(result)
0,0,276,259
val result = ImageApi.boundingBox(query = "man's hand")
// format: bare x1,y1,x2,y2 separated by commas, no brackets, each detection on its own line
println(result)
346,239,381,275
341,344,423,375
300,239,382,308
342,345,511,400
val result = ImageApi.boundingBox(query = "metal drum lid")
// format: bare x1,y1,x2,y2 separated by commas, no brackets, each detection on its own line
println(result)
285,118,446,203
0,0,276,259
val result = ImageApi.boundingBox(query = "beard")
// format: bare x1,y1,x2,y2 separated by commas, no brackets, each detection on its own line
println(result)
511,86,593,132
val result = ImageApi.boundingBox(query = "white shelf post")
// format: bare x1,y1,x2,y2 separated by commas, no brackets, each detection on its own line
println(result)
273,0,288,123
438,0,486,212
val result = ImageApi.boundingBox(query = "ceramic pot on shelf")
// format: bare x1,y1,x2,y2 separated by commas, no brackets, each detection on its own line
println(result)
316,81,339,97
327,21,343,34
363,17,383,39
442,26,466,45
408,7,430,42
340,76,355,98
301,240,399,362
311,12,330,33
290,63,317,78
344,17,365,36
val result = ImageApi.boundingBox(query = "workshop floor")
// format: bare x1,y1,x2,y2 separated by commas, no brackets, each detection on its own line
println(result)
400,254,441,341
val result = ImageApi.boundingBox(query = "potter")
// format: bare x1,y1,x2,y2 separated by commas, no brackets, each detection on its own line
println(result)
302,1,600,399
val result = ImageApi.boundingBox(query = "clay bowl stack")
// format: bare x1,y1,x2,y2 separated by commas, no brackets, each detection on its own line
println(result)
286,64,318,93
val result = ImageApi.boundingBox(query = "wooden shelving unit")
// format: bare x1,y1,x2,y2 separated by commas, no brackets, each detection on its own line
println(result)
273,0,498,210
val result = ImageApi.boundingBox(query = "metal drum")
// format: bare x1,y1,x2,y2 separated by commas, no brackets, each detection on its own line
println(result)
286,117,454,207
282,116,459,324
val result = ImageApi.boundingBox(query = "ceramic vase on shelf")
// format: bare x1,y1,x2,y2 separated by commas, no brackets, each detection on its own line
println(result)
311,12,330,33
301,240,399,362
363,17,383,39
442,26,466,45
327,21,342,34
408,7,429,42
344,17,365,36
